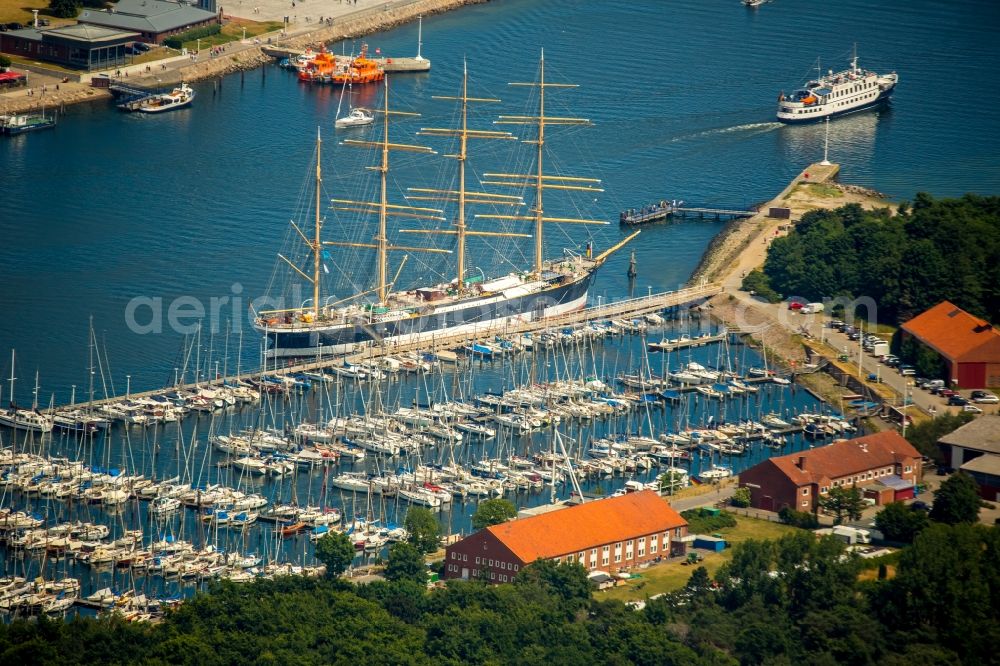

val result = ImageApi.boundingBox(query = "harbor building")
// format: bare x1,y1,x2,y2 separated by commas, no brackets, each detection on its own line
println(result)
0,24,137,71
443,490,689,582
739,432,923,513
900,301,1000,389
78,0,219,44
938,415,1000,501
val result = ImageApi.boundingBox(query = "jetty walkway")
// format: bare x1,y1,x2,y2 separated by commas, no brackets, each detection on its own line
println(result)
59,283,721,410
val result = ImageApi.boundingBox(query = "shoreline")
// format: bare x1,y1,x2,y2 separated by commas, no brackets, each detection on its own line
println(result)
0,0,485,115
690,164,906,420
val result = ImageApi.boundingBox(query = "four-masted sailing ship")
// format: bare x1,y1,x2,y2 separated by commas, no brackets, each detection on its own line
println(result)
253,53,639,358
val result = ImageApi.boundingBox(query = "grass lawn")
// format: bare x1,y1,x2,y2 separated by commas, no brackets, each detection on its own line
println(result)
597,517,801,603
180,19,282,50
784,182,843,200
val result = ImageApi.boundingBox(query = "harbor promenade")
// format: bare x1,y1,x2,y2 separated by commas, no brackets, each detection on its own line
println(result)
0,0,474,114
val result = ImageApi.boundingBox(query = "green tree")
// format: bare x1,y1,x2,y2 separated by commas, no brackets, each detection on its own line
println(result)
930,472,980,525
874,502,929,543
385,542,426,585
471,498,517,529
0,56,11,71
404,507,441,554
514,560,591,605
819,485,865,525
48,0,81,17
903,411,974,462
313,530,355,578
730,487,752,508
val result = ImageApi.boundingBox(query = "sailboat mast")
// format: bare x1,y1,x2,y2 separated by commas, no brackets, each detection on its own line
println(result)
456,62,468,289
377,77,390,303
314,128,322,319
534,51,546,278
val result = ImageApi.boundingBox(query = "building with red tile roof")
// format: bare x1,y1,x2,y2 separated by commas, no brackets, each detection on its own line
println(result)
739,432,922,513
900,301,1000,388
442,490,688,583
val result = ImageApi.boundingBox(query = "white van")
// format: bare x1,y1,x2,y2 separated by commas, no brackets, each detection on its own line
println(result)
800,303,825,314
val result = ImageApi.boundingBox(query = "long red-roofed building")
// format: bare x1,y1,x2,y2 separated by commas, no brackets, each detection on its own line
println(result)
738,431,922,513
443,490,689,582
900,301,1000,388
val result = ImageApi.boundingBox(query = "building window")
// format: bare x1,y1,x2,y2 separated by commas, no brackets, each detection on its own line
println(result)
820,486,829,494
451,552,456,560
603,545,610,554
614,552,621,563
513,565,518,572
802,488,809,495
475,556,480,564
904,465,912,473
602,555,609,566
463,554,467,561
802,500,809,507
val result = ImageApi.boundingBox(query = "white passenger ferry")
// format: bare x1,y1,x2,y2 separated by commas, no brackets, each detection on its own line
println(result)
776,51,898,123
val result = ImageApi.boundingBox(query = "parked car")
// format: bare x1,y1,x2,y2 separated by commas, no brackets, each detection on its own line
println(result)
899,365,916,376
829,320,844,329
135,42,152,52
963,404,983,414
947,395,969,406
938,389,958,398
883,356,900,367
910,501,930,512
971,390,999,404
923,379,945,391
788,300,805,311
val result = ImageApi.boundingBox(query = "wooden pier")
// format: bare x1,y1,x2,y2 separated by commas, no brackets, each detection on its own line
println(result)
620,203,756,226
674,207,756,221
58,284,721,410
647,331,730,352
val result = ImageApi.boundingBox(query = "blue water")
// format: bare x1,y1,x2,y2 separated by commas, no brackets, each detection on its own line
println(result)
2,0,999,402
8,0,989,600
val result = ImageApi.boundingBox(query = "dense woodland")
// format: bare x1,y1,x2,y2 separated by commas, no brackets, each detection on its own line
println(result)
2,521,997,665
754,194,1000,324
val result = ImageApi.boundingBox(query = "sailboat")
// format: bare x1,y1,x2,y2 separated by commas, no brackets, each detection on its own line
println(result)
334,76,374,129
252,55,640,359
0,350,54,432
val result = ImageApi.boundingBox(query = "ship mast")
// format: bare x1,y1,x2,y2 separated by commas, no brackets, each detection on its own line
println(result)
314,128,322,318
480,50,607,279
405,59,527,291
274,128,326,320
328,75,451,304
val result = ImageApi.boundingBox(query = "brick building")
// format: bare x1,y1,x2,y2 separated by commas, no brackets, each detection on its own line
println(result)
443,490,688,583
0,24,137,71
900,301,1000,389
739,432,923,513
78,0,219,44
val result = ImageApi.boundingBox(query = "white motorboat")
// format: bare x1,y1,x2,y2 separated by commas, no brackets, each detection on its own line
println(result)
137,83,195,113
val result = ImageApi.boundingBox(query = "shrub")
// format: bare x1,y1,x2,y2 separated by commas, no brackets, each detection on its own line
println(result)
164,23,221,49
681,508,737,534
730,487,752,508
0,55,11,70
740,270,781,303
778,507,819,529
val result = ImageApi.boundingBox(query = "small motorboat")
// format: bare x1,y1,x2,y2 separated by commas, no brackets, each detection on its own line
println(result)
335,107,374,128
137,83,195,113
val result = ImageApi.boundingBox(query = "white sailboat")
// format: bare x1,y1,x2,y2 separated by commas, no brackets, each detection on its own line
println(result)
333,71,374,128
0,351,54,433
